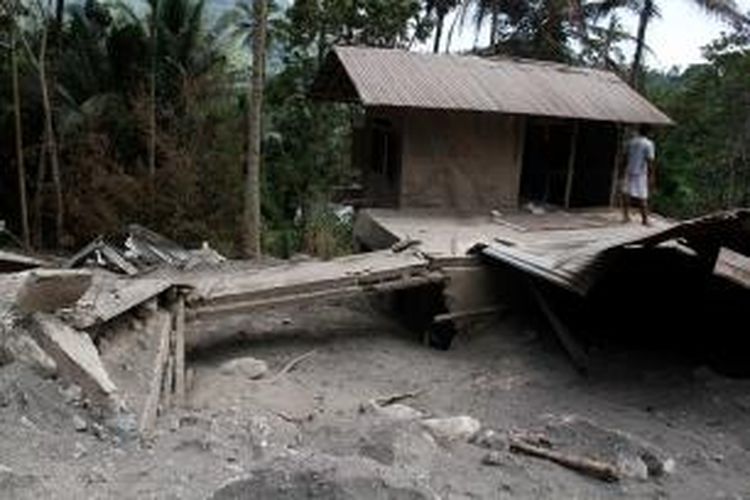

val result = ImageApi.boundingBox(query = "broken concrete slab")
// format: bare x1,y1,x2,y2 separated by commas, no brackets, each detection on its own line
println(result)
29,313,118,409
3,333,57,378
14,269,92,314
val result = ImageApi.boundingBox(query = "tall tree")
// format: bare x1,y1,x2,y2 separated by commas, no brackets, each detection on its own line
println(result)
426,0,460,52
243,0,269,258
590,0,749,89
9,8,30,249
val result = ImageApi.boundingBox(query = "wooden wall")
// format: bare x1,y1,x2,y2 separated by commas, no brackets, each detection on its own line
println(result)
399,110,524,210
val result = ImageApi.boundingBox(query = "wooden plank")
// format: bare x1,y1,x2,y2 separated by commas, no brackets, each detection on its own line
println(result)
162,353,174,409
191,250,429,306
172,294,186,405
192,272,445,321
71,276,172,329
564,121,579,209
138,311,171,436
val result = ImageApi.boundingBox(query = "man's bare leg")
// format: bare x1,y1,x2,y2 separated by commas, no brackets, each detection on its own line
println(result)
640,198,650,226
622,193,631,223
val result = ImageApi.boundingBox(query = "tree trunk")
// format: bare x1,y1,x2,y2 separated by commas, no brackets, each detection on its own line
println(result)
37,6,64,248
432,11,444,53
11,28,31,250
148,0,158,194
490,6,500,48
242,0,269,259
629,0,651,90
33,136,47,248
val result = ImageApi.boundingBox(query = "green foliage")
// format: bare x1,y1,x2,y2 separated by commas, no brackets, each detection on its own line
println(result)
646,27,750,217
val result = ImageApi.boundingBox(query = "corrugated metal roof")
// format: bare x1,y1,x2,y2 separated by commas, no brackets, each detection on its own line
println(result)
314,46,673,125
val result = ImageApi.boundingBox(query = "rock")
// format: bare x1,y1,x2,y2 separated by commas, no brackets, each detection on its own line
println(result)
374,403,424,421
73,442,87,459
617,453,649,481
73,414,88,432
219,357,269,380
4,333,57,378
420,416,481,443
482,451,506,466
62,384,83,405
470,428,507,450
640,450,676,477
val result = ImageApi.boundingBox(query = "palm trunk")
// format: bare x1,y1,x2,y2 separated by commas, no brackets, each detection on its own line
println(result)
432,11,444,53
37,8,64,248
629,0,651,90
11,29,30,250
148,0,158,190
243,0,269,258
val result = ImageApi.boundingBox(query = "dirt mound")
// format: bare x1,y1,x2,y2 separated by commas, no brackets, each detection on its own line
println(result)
209,452,430,500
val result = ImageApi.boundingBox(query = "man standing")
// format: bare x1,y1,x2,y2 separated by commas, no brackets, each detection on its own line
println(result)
622,125,656,225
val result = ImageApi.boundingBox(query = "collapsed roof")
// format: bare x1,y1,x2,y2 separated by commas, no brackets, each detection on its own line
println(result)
312,46,673,125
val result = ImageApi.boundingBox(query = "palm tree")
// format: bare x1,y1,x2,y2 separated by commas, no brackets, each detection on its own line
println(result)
243,0,269,258
426,0,461,52
590,0,749,89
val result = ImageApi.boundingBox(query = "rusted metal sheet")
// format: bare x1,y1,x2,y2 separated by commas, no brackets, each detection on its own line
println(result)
313,47,673,125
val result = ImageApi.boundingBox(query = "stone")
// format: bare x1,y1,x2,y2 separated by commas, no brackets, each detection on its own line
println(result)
617,453,649,481
420,416,481,443
219,357,269,380
482,451,506,466
470,428,507,450
374,403,424,421
4,333,57,378
62,384,83,405
73,414,88,432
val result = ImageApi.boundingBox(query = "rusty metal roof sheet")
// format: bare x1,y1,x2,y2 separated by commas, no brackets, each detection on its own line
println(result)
313,46,673,125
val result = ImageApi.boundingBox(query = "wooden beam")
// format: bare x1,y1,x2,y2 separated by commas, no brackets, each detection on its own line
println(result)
564,122,580,209
191,273,445,321
528,281,588,374
172,294,186,405
138,311,171,437
609,125,624,207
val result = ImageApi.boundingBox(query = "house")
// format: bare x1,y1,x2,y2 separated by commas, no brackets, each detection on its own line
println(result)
312,46,672,212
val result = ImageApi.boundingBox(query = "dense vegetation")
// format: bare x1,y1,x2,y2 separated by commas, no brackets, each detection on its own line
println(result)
0,0,748,256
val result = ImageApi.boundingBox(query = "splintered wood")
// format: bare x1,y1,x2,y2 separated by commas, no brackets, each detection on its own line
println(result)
138,294,188,436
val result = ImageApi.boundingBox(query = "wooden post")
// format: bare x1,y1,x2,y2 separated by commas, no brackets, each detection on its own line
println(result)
609,125,624,207
138,312,172,436
173,293,186,405
563,122,579,209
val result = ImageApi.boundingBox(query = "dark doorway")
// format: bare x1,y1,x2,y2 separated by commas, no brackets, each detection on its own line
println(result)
520,118,619,208
519,119,575,206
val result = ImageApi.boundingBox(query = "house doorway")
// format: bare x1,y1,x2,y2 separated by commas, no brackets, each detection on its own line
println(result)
519,118,619,208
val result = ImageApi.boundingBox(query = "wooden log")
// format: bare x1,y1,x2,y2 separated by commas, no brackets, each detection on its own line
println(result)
528,281,589,374
138,311,171,436
173,294,186,405
509,438,620,483
433,305,506,324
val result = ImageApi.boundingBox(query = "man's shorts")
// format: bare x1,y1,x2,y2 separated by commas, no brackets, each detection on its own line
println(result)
622,173,648,200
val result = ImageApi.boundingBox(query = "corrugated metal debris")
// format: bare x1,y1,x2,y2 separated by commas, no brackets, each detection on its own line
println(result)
313,46,672,125
66,225,225,275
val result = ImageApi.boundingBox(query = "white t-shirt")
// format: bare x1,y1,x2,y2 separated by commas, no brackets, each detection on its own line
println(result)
626,135,655,177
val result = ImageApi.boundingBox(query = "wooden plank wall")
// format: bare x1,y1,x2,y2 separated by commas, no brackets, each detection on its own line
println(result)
400,110,523,210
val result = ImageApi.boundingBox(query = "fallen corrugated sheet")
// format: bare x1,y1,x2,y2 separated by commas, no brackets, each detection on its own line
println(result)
478,209,750,295
313,46,672,125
